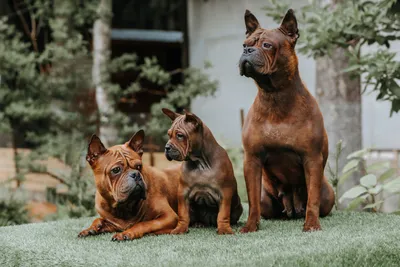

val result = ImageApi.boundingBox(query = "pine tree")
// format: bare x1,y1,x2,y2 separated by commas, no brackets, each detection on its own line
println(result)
0,0,217,219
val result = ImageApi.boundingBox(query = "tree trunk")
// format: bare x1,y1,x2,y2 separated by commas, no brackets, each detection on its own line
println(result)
315,0,362,209
316,46,362,209
92,0,116,147
11,130,21,188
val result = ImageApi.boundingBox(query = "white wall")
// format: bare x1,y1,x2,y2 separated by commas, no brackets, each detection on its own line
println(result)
188,0,400,149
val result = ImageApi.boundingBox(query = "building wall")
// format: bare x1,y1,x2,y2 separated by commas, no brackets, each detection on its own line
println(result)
188,0,400,149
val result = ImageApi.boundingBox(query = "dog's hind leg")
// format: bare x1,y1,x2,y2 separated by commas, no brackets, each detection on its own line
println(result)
260,186,284,219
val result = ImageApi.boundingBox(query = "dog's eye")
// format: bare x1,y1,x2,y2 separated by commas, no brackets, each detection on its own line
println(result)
263,43,272,49
176,133,184,140
136,164,142,171
111,167,121,175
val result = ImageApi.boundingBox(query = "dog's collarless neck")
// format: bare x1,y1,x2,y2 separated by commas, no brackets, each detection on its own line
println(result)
254,74,277,92
113,198,147,221
185,127,218,170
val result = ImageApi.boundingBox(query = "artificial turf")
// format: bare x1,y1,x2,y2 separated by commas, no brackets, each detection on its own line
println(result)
1,204,400,267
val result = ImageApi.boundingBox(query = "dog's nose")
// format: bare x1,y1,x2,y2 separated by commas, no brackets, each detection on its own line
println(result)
243,47,255,54
130,171,141,181
165,144,171,152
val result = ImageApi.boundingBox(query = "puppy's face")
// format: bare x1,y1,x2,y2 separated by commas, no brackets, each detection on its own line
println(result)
239,9,299,79
161,108,202,162
86,130,147,205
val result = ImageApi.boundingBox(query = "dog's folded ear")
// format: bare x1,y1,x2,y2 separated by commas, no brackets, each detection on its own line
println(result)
127,129,145,157
162,108,180,121
86,135,107,165
244,9,260,37
279,9,299,42
183,110,202,129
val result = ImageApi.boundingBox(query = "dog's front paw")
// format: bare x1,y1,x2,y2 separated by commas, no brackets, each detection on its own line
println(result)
239,222,258,233
170,225,189,235
303,221,322,232
78,219,105,238
78,228,97,238
78,224,102,238
111,231,144,241
217,227,234,235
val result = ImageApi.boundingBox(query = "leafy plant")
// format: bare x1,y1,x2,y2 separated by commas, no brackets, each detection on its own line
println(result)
326,140,344,209
105,57,218,144
31,132,96,220
0,189,29,226
219,141,247,202
1,0,218,221
339,148,400,212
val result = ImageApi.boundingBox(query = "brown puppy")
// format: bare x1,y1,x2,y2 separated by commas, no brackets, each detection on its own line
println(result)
238,9,335,232
162,109,243,235
78,130,180,241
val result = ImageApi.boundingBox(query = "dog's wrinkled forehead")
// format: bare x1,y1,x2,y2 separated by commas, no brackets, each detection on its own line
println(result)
168,115,197,136
97,146,141,171
244,28,286,47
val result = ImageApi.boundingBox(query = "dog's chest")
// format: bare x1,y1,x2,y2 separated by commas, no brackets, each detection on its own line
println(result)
183,167,218,187
182,167,221,198
244,115,311,153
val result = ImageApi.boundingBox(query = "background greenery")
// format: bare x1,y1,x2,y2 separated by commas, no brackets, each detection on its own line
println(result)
0,0,216,224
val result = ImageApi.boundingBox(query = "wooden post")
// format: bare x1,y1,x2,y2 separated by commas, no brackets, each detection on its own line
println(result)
240,109,245,129
394,149,399,174
149,137,155,167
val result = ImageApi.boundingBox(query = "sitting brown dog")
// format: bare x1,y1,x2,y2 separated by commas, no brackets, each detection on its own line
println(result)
78,130,180,241
162,109,243,234
238,9,335,232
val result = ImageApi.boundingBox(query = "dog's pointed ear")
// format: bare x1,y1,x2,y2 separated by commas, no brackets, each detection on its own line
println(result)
279,9,299,41
244,9,260,37
162,108,180,121
86,134,107,165
127,130,145,157
184,110,202,128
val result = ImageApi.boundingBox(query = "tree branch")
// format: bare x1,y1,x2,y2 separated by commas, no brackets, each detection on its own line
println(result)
13,0,46,73
31,170,68,185
13,0,31,38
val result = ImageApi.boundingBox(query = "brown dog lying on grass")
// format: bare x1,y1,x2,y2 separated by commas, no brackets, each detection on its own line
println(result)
162,109,243,235
78,130,180,241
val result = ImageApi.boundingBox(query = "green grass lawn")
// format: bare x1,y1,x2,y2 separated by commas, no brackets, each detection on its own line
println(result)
1,204,400,267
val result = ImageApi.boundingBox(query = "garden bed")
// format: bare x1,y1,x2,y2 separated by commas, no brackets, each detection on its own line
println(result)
1,204,399,267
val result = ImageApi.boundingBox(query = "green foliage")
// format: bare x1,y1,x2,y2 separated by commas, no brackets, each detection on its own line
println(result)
0,189,29,226
0,18,50,143
219,141,247,202
35,132,96,220
264,0,400,115
0,0,98,220
326,140,344,209
105,56,218,143
338,148,400,212
0,0,218,221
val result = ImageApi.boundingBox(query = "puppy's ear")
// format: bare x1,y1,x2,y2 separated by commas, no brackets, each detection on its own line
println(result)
127,129,145,157
184,110,202,129
279,9,299,42
162,108,180,121
244,9,260,37
86,135,107,165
